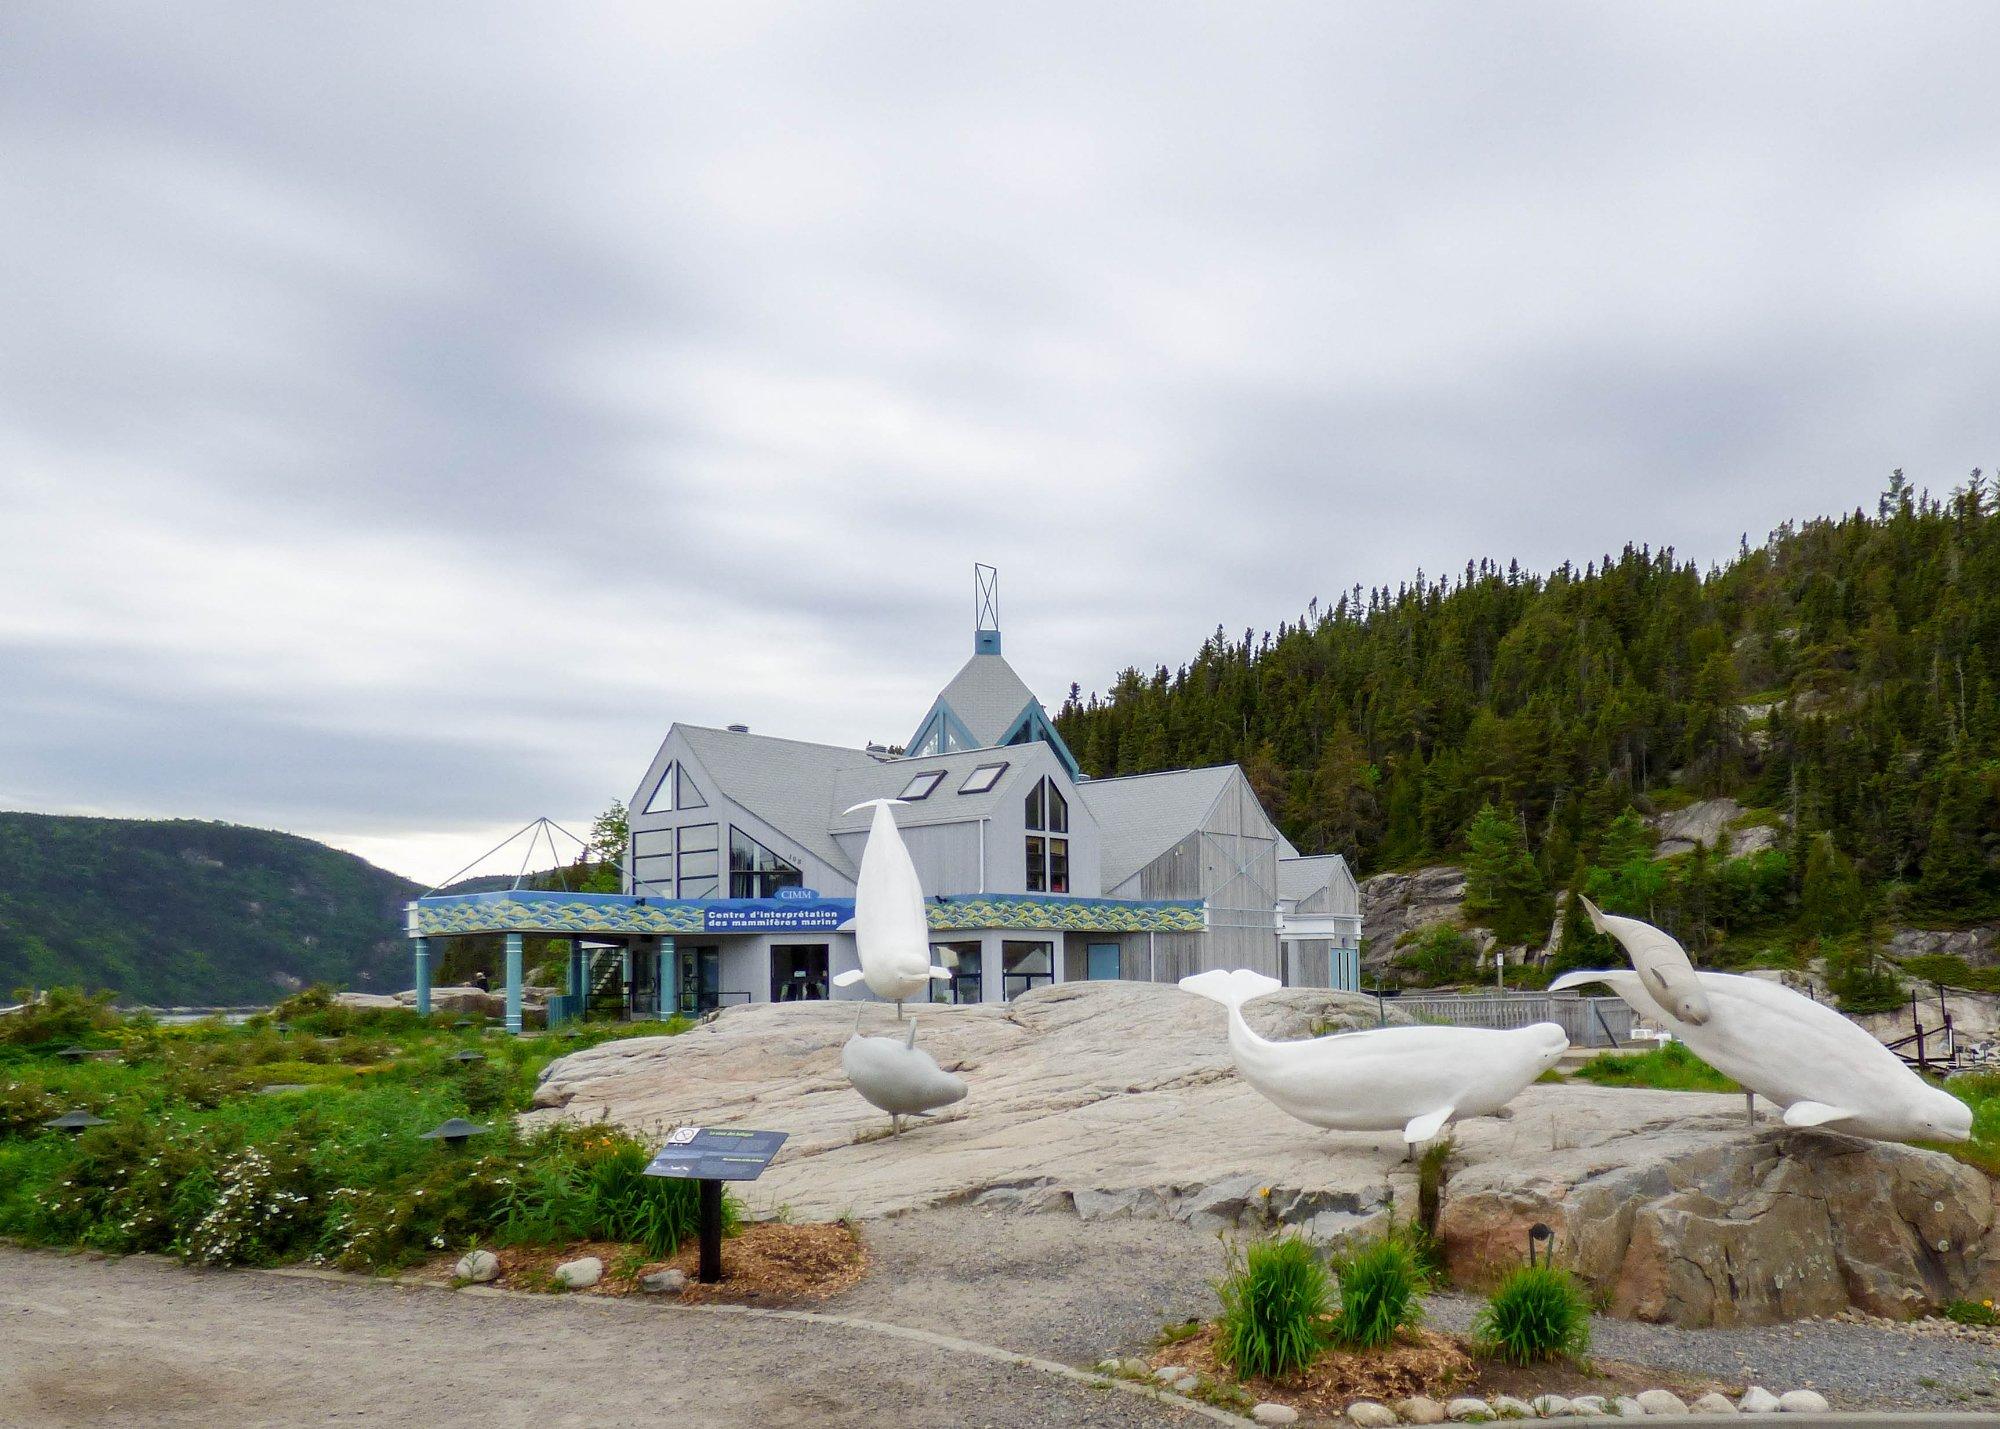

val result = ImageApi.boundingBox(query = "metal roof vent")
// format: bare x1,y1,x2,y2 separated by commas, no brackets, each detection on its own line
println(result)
727,724,750,733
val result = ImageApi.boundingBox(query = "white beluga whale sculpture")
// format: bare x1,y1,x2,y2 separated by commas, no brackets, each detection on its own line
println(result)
840,1014,968,1135
1180,969,1568,1146
832,798,949,1016
1579,897,1710,1025
1552,911,1972,1144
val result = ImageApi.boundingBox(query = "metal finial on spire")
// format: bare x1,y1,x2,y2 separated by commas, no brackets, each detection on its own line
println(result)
974,563,1000,654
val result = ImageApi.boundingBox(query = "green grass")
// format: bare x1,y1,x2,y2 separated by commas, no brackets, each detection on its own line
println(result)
1215,1235,1332,1379
0,987,708,1271
1570,1040,1739,1093
1331,1235,1426,1349
1472,1265,1593,1365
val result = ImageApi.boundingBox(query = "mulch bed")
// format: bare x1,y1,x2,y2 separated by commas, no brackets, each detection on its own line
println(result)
1152,1323,1729,1414
430,1222,868,1306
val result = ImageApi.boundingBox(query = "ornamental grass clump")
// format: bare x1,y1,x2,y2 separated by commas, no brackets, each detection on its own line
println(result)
1215,1234,1331,1379
1330,1234,1427,1349
1472,1264,1593,1365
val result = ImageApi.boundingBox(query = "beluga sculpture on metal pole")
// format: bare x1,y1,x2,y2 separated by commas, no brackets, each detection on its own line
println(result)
832,798,951,1018
1552,899,1972,1144
841,1012,968,1135
1180,969,1568,1149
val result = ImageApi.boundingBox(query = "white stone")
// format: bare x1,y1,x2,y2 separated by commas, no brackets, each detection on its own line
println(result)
1446,1400,1493,1422
1776,1391,1829,1414
1171,1375,1200,1394
1738,1387,1782,1414
1153,1365,1186,1383
553,1256,602,1289
1691,1392,1738,1413
639,1268,686,1293
1567,1396,1608,1417
1610,1398,1647,1419
1489,1397,1535,1419
453,1249,499,1283
1348,1403,1398,1428
1531,1394,1573,1416
1252,1407,1300,1427
1397,1398,1447,1425
1635,1389,1690,1416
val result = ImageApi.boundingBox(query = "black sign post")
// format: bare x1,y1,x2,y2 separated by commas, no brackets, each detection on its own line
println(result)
643,1126,789,1284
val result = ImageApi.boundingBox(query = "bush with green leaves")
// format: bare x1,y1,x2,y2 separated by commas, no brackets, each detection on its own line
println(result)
1215,1234,1331,1379
1472,1264,1593,1364
1330,1234,1426,1349
1,986,121,1047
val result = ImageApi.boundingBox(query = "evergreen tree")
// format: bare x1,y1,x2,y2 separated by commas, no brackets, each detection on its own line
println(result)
1462,804,1549,945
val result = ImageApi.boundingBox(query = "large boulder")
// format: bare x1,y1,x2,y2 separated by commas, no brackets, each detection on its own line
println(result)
1888,924,2000,969
1647,798,1779,859
1441,1123,1997,1326
1359,866,1468,968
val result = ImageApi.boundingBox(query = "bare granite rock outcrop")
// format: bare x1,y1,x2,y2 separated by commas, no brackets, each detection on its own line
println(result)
1441,1122,1998,1326
1359,866,1468,967
1648,798,1780,859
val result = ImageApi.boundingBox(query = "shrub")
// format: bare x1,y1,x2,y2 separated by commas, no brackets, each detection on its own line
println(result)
1331,1234,1426,1349
1215,1234,1331,1379
496,1129,720,1258
1,987,121,1047
1472,1265,1592,1364
0,1079,60,1137
1396,924,1479,986
1944,1298,1999,1327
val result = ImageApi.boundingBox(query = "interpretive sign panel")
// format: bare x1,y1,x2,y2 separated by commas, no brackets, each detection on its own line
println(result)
643,1127,789,1182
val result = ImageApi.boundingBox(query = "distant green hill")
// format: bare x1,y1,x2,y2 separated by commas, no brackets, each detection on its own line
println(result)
0,812,420,1006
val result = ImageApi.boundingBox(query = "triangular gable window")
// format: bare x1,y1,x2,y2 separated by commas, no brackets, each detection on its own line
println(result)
644,762,678,814
676,765,707,809
644,761,708,814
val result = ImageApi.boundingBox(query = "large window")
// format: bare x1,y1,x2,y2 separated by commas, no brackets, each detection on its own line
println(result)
676,823,719,899
899,769,946,801
1002,940,1053,1000
643,761,707,814
730,827,802,900
1023,777,1069,893
928,941,983,1004
959,761,1007,794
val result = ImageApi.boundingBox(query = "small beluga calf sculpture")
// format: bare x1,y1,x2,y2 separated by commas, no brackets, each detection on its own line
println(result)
831,798,949,1018
1552,901,1972,1144
841,1014,967,1135
1180,969,1568,1149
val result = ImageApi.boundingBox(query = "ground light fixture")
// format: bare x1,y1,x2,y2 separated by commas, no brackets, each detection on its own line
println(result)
1527,1222,1554,1267
448,1050,486,1065
56,1046,92,1062
45,1111,109,1134
418,1118,491,1150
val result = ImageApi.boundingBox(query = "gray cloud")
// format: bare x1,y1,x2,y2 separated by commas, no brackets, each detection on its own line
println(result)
4,2,1997,880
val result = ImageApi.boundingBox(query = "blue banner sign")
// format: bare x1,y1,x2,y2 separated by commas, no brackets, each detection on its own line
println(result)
644,1126,789,1182
701,896,852,932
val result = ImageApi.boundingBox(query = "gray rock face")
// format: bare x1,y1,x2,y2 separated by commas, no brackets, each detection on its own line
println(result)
1888,924,2000,968
1359,866,1469,967
1649,798,1778,858
553,1256,602,1289
453,1249,499,1283
1442,1121,2000,1326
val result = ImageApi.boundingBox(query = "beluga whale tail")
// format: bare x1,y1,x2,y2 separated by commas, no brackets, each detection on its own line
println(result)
833,798,950,1018
1180,968,1567,1149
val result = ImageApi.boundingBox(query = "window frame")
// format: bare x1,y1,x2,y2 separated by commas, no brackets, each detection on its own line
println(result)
958,761,1008,795
899,769,947,801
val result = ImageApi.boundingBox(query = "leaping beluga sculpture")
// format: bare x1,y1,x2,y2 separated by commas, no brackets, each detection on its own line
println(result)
832,798,951,1017
1180,969,1568,1147
841,1012,968,1135
1552,899,1972,1144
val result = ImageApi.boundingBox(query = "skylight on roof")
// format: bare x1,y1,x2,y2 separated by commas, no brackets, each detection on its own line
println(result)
958,761,1007,795
899,770,946,801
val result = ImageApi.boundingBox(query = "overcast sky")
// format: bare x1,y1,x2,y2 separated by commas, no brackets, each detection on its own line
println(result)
3,4,1996,884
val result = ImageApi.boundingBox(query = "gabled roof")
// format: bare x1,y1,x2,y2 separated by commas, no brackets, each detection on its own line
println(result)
674,725,880,876
1081,764,1239,890
915,652,1039,749
827,746,1053,834
1278,854,1354,904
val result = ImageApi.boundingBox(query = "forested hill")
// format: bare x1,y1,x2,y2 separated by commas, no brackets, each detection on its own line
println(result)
1055,473,2000,965
0,812,419,1005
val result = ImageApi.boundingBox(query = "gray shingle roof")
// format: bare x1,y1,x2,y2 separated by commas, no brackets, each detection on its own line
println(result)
675,725,881,876
1278,854,1351,904
1081,765,1238,890
922,653,1039,747
827,746,1046,833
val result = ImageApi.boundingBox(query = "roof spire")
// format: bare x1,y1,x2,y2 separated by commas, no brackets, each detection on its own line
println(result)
974,563,1001,655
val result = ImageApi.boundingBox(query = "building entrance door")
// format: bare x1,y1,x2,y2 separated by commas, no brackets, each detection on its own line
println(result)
678,944,721,1015
770,944,829,1002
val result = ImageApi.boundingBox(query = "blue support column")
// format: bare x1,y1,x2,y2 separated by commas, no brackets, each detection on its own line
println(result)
413,937,432,1016
657,937,674,1019
505,932,524,1036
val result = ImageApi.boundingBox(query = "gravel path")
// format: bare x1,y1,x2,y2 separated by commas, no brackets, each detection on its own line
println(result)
1429,1292,2000,1413
0,1245,1201,1429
